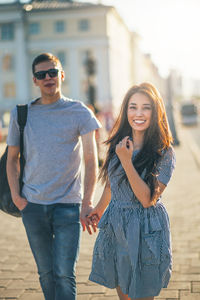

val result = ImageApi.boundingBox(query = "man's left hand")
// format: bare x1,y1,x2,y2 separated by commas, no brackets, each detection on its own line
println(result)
80,205,97,235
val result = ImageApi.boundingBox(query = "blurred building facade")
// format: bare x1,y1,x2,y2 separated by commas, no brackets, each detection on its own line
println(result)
0,0,166,118
131,32,167,99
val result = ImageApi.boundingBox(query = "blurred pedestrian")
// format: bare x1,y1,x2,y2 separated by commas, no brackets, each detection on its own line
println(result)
6,53,101,300
88,82,176,300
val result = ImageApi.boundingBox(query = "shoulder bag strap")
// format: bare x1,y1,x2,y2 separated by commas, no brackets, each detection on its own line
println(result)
17,104,28,192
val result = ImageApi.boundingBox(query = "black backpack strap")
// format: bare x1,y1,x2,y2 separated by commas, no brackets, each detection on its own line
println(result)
17,105,28,154
17,104,28,192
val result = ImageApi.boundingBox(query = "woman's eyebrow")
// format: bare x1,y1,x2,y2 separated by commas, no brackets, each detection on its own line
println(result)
143,103,151,106
129,103,151,106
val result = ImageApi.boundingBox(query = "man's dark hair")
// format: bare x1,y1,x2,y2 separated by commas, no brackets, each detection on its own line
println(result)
32,53,62,74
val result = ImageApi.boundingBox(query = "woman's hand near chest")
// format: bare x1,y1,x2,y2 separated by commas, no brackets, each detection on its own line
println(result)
115,136,152,208
115,136,133,166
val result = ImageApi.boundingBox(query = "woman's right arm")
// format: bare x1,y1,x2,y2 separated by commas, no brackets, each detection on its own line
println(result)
88,180,111,222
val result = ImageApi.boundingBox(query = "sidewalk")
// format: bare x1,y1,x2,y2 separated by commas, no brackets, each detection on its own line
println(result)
0,125,200,299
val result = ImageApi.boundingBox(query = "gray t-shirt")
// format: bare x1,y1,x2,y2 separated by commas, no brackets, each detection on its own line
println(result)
7,97,101,204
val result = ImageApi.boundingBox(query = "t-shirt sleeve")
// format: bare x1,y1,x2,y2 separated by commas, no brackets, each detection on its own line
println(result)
78,103,102,136
6,107,20,146
156,147,176,186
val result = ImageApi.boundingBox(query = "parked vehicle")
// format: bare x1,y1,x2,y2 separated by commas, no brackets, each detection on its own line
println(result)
180,103,198,126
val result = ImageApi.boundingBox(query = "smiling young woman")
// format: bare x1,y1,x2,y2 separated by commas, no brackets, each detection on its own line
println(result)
88,82,176,300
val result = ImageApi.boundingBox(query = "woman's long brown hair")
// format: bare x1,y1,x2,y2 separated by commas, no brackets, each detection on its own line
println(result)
100,82,173,196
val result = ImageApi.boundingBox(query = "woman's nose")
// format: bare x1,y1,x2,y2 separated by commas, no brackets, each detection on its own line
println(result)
135,109,143,116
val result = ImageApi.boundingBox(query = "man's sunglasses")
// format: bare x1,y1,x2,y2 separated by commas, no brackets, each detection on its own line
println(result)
34,68,59,80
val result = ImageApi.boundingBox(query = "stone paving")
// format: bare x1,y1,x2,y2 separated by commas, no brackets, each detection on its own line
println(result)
0,125,200,300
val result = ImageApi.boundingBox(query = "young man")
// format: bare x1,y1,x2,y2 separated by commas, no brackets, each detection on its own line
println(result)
6,53,101,300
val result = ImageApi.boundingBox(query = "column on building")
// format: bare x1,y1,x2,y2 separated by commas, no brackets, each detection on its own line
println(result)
68,48,80,100
15,15,29,104
95,46,111,112
0,12,21,112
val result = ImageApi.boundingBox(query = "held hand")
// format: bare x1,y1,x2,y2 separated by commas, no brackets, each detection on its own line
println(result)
88,205,104,227
115,136,133,163
87,214,100,229
80,204,97,235
13,195,28,211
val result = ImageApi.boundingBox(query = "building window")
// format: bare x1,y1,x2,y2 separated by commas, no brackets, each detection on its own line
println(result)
29,22,40,35
57,51,66,67
3,82,16,98
78,19,90,31
55,21,65,33
1,23,14,40
2,54,14,71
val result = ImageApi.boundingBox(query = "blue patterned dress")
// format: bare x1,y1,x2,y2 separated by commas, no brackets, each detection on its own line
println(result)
89,147,176,299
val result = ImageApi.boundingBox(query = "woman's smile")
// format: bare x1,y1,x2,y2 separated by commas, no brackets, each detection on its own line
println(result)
133,119,146,124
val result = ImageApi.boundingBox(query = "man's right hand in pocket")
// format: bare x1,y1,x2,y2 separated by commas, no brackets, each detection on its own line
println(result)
13,195,28,211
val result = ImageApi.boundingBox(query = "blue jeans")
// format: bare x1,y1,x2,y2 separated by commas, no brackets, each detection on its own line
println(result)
22,202,81,300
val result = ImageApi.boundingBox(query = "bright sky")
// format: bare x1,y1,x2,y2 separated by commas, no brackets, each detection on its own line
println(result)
84,0,200,80
1,0,200,79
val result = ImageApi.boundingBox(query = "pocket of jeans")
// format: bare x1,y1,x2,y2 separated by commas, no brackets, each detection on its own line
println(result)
141,231,161,265
20,202,30,213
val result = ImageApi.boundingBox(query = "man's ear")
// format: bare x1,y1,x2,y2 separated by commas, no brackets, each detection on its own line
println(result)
61,70,65,82
33,76,38,86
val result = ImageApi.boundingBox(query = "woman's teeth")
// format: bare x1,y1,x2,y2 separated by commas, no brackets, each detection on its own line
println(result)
134,120,145,124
